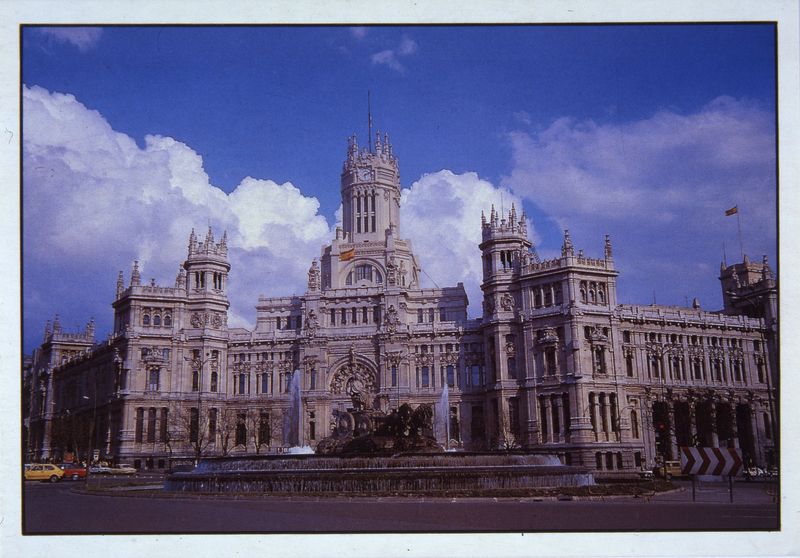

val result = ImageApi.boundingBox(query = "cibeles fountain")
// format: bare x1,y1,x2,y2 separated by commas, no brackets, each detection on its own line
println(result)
165,359,594,495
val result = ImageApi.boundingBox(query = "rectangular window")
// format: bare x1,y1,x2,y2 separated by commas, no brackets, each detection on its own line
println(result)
147,408,156,443
310,370,317,390
446,365,455,387
509,397,520,436
626,355,634,377
261,373,270,394
429,308,435,323
439,307,447,321
259,411,270,446
148,368,160,391
421,366,430,387
507,357,517,380
189,407,199,443
296,315,302,330
545,349,556,376
391,365,398,387
373,306,381,324
209,408,217,440
238,374,246,395
352,307,358,324
362,307,368,323
235,413,247,446
471,364,481,387
160,408,168,442
135,407,144,443
192,370,199,391
417,309,424,323
471,405,485,441
341,308,347,325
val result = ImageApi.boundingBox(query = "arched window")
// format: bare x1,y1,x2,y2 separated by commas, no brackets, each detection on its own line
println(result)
598,288,606,304
375,270,383,284
346,272,353,286
164,314,172,327
143,314,150,326
153,314,161,326
580,288,587,303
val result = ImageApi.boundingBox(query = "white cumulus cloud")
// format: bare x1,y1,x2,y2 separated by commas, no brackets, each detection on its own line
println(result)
22,85,334,340
401,170,528,317
503,96,776,307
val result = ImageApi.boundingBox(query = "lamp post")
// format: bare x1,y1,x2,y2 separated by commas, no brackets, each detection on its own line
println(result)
82,389,97,486
184,351,212,465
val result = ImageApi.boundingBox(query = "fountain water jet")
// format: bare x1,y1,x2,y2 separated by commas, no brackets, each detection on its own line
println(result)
435,383,450,449
284,369,304,448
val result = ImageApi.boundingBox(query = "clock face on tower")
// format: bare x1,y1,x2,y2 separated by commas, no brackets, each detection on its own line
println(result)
359,169,372,182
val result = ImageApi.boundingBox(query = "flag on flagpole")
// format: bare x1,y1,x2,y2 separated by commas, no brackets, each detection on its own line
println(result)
725,206,738,216
339,248,356,261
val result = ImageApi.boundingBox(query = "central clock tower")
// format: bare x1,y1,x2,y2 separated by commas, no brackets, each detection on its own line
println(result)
340,131,401,242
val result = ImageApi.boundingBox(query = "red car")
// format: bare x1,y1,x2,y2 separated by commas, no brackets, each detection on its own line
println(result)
58,463,88,481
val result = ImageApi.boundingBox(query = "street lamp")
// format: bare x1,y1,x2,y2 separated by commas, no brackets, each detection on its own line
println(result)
82,390,97,486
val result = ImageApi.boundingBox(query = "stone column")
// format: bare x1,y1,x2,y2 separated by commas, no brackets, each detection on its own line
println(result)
543,396,552,443
554,395,564,443
728,401,740,449
709,401,720,447
667,401,678,460
688,401,698,445
604,394,614,442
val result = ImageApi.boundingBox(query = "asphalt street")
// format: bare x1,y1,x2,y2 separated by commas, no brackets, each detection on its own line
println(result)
21,478,779,534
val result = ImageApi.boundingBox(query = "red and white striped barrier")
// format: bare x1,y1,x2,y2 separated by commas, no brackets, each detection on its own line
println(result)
680,446,743,476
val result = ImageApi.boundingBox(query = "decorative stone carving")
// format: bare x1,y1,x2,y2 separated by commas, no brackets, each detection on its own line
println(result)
589,326,608,344
305,310,319,337
383,304,400,334
505,341,516,357
500,293,514,311
190,313,202,328
302,355,318,373
330,350,377,412
307,259,321,292
211,313,223,328
536,327,559,346
386,257,397,286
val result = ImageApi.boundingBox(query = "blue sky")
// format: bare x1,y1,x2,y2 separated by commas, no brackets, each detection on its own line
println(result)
22,25,777,354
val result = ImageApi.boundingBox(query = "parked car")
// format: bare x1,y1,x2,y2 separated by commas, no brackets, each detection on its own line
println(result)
109,465,136,475
24,463,64,483
654,460,683,480
58,463,88,481
88,465,113,475
745,466,766,479
638,468,654,480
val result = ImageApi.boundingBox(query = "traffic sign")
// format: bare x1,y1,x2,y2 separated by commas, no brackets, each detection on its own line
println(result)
680,446,743,476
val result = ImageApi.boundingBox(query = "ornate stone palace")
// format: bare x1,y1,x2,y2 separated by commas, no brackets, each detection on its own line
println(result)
24,131,778,474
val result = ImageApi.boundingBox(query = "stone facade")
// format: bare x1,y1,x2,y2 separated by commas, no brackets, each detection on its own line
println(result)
25,131,778,474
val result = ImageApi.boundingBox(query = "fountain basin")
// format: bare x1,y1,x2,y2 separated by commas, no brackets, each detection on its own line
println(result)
164,453,594,495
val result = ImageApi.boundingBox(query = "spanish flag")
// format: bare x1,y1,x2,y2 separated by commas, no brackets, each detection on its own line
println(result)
725,206,738,216
339,248,356,261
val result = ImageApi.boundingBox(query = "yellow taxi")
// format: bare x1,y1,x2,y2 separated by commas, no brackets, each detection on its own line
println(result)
24,463,65,483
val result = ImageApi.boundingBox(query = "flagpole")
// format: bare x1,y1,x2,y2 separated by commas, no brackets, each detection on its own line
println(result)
736,208,744,261
368,90,373,153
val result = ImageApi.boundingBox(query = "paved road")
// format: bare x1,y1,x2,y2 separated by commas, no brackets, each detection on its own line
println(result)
22,479,779,534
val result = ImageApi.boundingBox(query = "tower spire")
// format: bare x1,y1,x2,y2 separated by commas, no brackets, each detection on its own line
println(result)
116,270,125,298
